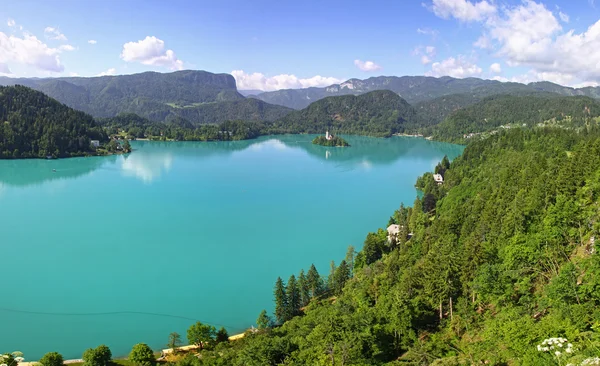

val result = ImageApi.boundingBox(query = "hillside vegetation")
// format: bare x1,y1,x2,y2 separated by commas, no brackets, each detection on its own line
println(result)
0,71,291,125
430,94,600,142
268,90,418,137
155,127,600,365
0,85,107,158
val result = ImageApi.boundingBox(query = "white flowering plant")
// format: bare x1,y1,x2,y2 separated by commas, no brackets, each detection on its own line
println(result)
537,338,574,364
0,352,24,366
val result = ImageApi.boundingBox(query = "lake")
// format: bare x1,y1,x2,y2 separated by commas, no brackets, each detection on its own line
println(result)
0,135,463,359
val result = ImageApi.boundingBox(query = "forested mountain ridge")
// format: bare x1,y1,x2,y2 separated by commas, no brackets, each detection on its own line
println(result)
0,70,291,125
267,90,419,137
251,74,600,110
430,94,600,142
173,127,600,365
0,85,107,158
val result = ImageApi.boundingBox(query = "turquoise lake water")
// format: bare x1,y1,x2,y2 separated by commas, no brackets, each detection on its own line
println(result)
0,135,463,359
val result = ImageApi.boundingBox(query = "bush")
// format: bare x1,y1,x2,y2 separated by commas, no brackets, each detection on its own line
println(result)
39,352,64,366
83,345,111,366
128,343,155,366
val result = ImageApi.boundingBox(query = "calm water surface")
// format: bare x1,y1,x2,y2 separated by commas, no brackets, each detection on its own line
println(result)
0,135,463,359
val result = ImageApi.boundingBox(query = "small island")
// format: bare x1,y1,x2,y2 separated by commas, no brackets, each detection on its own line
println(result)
312,131,350,147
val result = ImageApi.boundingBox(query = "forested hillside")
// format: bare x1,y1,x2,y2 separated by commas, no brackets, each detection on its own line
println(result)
430,94,600,142
0,71,291,125
0,85,107,158
171,128,600,365
268,90,419,137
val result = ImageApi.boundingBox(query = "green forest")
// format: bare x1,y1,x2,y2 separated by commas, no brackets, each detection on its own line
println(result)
14,127,600,365
0,86,107,158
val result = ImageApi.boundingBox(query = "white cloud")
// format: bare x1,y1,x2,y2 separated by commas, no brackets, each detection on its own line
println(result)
413,46,436,64
0,32,64,72
427,56,482,78
558,11,569,23
69,72,80,77
44,26,67,41
59,44,75,51
231,70,343,91
431,0,496,22
96,68,116,76
88,39,97,45
120,36,183,70
490,62,502,73
417,27,439,38
7,19,15,27
431,0,600,86
474,35,492,49
354,59,382,72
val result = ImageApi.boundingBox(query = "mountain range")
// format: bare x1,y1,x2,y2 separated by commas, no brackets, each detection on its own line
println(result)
3,70,600,132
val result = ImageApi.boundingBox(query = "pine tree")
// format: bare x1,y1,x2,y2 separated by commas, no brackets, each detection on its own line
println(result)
307,264,322,298
334,260,351,295
298,269,310,307
274,277,288,324
345,246,355,277
286,274,301,319
256,309,272,330
327,260,336,292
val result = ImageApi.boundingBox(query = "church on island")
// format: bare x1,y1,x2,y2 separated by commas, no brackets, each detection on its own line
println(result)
325,131,333,140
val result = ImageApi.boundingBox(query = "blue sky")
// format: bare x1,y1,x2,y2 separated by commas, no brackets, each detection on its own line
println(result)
1,0,599,90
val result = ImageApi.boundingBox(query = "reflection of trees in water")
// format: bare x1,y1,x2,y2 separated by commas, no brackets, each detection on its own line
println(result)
273,135,464,166
0,155,117,187
0,136,464,186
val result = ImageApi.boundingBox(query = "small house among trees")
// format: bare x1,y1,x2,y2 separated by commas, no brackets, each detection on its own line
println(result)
433,173,444,185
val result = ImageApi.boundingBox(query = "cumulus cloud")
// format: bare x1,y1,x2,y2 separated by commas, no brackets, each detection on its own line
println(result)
430,0,600,86
427,56,482,78
120,36,183,70
44,26,67,41
88,39,97,45
7,19,15,27
490,62,502,73
96,68,117,77
354,59,382,72
0,32,64,72
231,70,343,91
413,46,437,65
431,0,496,22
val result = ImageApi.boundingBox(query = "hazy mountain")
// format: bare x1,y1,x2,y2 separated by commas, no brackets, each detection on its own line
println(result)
0,70,291,125
252,75,600,110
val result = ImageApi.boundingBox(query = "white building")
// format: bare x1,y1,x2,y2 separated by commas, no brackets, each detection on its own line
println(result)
433,174,444,185
90,140,100,148
325,131,333,141
386,224,400,243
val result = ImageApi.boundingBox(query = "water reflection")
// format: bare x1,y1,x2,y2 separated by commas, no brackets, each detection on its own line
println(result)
121,151,174,183
0,156,117,187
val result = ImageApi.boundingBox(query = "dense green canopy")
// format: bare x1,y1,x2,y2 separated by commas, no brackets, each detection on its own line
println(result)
0,85,107,158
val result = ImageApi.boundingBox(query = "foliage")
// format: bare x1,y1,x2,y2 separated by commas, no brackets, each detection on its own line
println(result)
187,322,216,349
312,135,350,146
256,309,273,330
83,345,111,366
215,327,229,343
167,332,182,350
268,90,419,137
431,94,600,142
128,344,155,366
39,352,64,366
0,85,107,158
